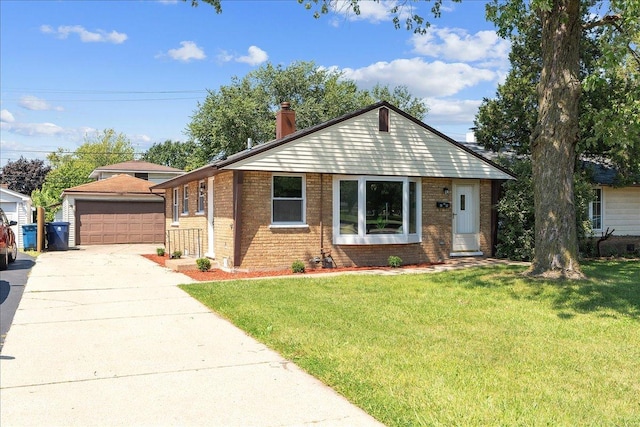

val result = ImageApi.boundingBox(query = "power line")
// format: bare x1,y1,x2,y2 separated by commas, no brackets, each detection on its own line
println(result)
2,88,207,94
1,97,203,103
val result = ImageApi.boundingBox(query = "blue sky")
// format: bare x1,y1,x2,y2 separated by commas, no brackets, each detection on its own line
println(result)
0,0,511,167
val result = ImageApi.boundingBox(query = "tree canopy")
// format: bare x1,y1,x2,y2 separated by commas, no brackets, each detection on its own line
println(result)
476,4,640,184
142,139,199,171
32,129,134,220
1,157,51,196
187,61,428,166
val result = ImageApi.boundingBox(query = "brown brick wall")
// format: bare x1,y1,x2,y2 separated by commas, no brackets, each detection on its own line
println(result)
236,172,323,271
163,173,497,271
213,171,235,268
421,178,453,262
479,179,493,255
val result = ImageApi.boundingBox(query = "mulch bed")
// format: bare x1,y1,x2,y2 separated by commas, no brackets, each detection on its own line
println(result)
142,253,440,282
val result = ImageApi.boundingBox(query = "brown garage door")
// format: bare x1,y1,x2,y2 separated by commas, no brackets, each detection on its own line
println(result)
76,201,165,245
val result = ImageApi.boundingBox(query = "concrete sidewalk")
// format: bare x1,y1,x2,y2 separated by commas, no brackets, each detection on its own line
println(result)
0,245,383,426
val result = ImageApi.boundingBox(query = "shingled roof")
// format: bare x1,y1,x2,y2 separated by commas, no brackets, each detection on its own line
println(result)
63,174,163,195
88,160,184,181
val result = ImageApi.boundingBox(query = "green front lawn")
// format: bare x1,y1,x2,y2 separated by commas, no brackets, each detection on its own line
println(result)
180,261,640,426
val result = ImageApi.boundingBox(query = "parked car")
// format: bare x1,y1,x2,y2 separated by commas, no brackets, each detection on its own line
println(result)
0,207,18,270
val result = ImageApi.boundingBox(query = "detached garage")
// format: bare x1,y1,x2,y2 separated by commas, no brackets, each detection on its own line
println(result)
75,200,164,245
61,174,165,246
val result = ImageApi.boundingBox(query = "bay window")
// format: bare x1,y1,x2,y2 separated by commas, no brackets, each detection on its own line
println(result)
334,176,421,244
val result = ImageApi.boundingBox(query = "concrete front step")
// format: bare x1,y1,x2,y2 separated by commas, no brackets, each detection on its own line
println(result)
165,257,199,272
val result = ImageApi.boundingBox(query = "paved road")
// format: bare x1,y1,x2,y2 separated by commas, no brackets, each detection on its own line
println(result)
0,245,383,426
0,251,35,350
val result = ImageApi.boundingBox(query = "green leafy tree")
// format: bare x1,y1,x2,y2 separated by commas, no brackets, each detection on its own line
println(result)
32,129,134,220
187,60,427,165
1,157,51,195
142,139,199,171
476,5,639,262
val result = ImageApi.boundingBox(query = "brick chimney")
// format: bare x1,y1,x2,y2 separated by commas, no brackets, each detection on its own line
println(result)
276,101,295,139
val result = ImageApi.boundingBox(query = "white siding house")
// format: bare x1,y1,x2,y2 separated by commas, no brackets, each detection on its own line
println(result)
586,160,640,255
0,186,33,250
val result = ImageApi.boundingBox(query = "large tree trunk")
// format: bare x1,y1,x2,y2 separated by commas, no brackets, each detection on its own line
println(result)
527,0,585,279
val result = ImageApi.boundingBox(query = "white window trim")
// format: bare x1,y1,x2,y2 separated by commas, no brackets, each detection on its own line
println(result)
197,180,206,215
182,184,189,215
271,173,306,226
589,187,604,232
172,188,179,225
333,175,421,245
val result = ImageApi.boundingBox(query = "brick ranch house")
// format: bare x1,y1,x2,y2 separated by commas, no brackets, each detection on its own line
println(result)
152,101,516,271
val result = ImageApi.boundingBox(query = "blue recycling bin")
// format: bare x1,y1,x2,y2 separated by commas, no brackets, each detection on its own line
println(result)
22,224,37,251
46,222,70,251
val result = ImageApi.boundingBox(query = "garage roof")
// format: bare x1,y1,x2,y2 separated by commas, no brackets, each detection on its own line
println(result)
62,174,163,196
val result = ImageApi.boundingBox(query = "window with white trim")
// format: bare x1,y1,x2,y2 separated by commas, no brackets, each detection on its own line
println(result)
272,174,305,225
172,188,179,223
197,180,206,213
590,187,602,231
333,176,421,245
182,184,189,215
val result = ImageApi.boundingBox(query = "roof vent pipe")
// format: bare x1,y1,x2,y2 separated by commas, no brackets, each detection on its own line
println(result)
247,137,253,150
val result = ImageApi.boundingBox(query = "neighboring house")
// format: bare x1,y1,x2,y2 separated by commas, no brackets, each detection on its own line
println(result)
0,185,33,250
89,160,184,184
466,139,640,256
152,101,516,271
59,161,184,246
583,160,640,255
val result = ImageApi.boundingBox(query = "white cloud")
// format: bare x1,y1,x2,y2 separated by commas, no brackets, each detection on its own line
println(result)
41,24,127,44
217,45,268,66
216,50,234,63
342,0,392,22
341,58,496,98
166,41,206,62
236,46,268,66
424,98,483,125
19,96,64,112
411,27,510,65
330,0,416,24
1,109,15,123
1,121,65,136
1,118,94,141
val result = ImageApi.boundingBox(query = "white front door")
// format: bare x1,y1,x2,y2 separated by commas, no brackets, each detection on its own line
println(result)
206,177,215,258
452,181,482,255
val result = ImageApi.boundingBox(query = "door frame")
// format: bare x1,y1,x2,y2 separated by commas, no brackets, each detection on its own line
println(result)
451,179,483,256
206,177,215,258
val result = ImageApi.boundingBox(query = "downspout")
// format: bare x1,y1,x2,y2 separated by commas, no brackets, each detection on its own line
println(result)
233,170,243,268
320,173,324,252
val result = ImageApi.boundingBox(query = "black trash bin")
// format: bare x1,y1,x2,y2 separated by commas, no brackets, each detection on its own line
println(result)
46,222,70,251
22,224,37,251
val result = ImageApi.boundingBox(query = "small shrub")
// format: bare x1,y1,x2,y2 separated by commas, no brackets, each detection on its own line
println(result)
388,255,403,268
291,260,306,273
156,247,165,256
171,250,182,259
196,257,211,272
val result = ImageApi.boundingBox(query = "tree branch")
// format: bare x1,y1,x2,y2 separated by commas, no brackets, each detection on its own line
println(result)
583,14,622,30
583,14,640,71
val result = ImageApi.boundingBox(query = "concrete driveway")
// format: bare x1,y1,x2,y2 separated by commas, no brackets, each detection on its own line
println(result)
0,244,382,426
